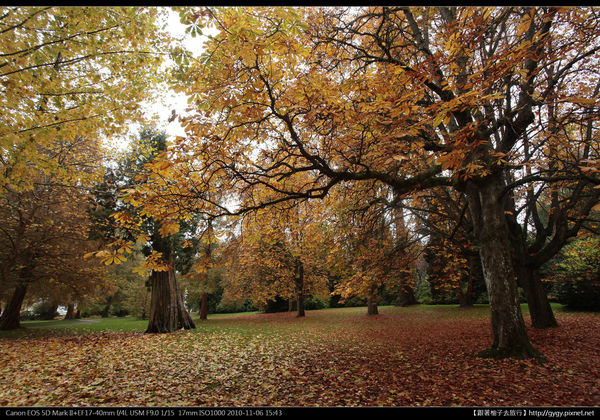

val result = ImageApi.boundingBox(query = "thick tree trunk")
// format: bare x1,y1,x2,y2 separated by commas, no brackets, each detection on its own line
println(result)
41,303,58,320
466,179,539,359
146,225,195,333
64,303,75,320
398,283,418,307
506,217,559,329
0,284,28,330
146,266,195,333
518,265,558,329
199,292,208,320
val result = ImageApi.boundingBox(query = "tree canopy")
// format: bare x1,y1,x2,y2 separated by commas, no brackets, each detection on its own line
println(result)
2,7,600,360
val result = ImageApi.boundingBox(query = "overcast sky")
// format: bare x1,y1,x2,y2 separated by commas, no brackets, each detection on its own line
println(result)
147,9,206,138
113,8,209,153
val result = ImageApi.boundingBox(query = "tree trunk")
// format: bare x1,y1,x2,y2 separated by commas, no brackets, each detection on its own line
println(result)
0,284,28,330
367,292,379,315
75,308,81,319
397,283,418,307
507,201,566,329
41,303,58,320
295,261,305,318
64,303,75,320
199,292,208,320
507,214,559,329
146,265,195,333
518,265,558,329
466,179,539,359
146,225,195,333
288,298,297,312
101,295,112,318
141,287,149,320
456,267,474,307
456,287,468,307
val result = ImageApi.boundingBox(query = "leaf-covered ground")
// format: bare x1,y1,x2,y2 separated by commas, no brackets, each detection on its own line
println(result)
0,306,598,407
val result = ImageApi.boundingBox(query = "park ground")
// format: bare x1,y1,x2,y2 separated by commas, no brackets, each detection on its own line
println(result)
0,305,598,407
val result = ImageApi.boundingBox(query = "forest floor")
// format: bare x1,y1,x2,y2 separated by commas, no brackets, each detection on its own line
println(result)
0,305,598,407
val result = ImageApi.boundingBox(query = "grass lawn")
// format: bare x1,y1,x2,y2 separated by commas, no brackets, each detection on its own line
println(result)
0,304,598,407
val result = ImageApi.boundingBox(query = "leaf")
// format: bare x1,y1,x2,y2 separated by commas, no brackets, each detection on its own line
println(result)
158,221,180,237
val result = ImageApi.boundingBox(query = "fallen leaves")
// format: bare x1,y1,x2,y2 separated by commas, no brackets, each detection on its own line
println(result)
0,307,598,406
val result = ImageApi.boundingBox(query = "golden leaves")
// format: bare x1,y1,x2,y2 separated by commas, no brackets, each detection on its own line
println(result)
87,239,134,266
144,251,170,272
0,7,170,192
158,221,180,237
101,250,128,266
515,11,534,38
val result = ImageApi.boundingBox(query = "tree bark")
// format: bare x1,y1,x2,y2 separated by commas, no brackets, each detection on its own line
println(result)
64,303,75,320
41,303,58,320
397,283,418,307
146,225,195,333
367,292,379,315
199,292,208,320
295,261,305,318
101,295,112,318
506,194,559,329
518,265,558,329
146,266,196,333
0,284,28,330
466,179,539,359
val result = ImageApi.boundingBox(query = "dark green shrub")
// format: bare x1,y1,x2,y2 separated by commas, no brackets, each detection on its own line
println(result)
552,237,600,311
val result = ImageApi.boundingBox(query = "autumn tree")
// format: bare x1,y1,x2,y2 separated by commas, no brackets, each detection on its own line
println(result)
0,7,172,327
328,183,419,315
104,128,197,333
0,131,107,331
0,161,105,329
0,6,169,193
220,190,330,318
123,7,600,358
182,221,221,320
502,76,600,328
409,187,485,306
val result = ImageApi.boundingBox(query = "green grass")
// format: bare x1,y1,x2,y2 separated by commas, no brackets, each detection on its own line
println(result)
0,303,571,340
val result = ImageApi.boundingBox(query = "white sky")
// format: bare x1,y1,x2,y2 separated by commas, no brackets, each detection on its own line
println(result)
145,9,207,138
113,8,210,153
